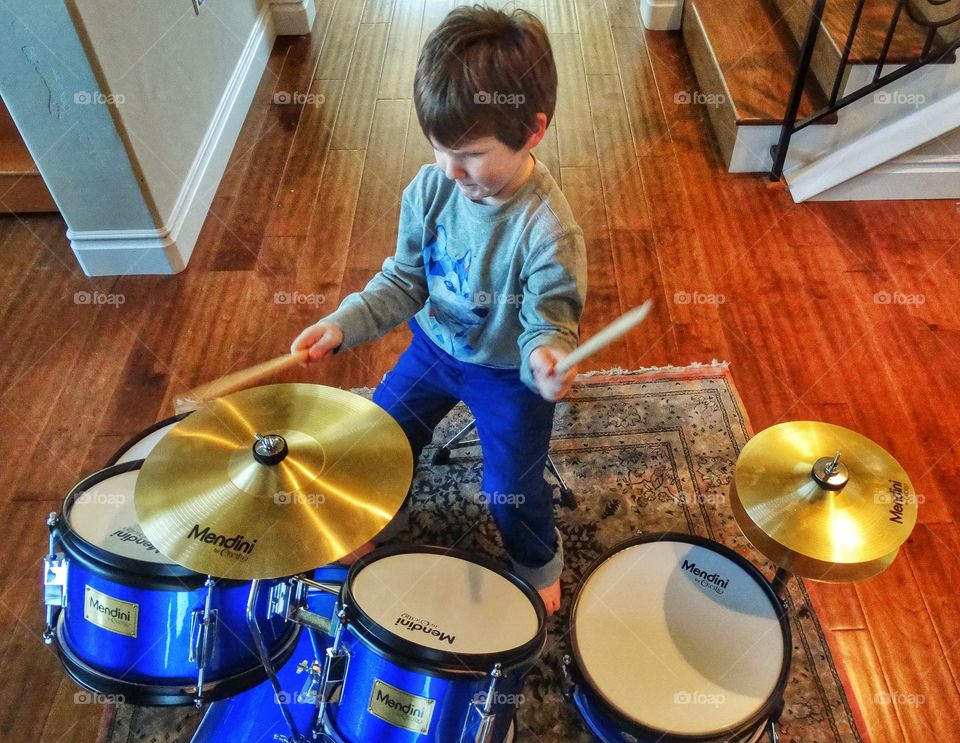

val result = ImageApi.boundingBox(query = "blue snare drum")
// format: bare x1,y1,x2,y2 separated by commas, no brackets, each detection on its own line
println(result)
564,533,791,743
317,546,546,743
43,461,299,705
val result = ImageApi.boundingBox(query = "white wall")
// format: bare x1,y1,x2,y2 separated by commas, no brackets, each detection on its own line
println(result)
0,0,158,233
0,0,309,274
70,0,266,225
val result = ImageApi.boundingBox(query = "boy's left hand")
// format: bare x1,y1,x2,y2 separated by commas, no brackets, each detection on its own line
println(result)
529,346,577,401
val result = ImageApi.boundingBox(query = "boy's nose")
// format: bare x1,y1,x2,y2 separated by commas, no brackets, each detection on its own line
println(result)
440,156,466,181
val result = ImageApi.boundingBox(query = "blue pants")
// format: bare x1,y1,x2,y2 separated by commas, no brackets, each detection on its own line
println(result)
372,322,561,588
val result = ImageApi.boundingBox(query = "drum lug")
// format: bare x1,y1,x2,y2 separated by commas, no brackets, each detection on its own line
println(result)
269,580,292,620
42,513,66,645
560,654,576,700
463,663,503,743
43,556,68,606
189,606,219,666
316,606,350,733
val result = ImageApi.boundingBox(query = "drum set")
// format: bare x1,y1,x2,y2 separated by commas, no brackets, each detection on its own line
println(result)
41,382,918,743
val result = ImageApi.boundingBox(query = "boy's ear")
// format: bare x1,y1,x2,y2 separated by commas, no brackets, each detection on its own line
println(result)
523,113,549,149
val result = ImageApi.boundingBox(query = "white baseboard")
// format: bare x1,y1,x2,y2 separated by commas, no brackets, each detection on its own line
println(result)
270,0,317,36
69,5,276,276
785,61,960,202
641,0,683,31
811,147,960,201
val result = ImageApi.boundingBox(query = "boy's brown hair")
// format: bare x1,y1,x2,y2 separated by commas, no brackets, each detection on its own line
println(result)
414,5,557,151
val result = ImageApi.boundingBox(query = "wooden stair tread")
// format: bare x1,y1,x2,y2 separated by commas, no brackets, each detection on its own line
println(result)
821,0,956,65
689,0,837,125
0,102,40,176
0,101,56,212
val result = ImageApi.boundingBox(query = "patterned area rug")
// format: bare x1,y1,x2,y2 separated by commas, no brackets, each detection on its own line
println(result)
103,368,864,742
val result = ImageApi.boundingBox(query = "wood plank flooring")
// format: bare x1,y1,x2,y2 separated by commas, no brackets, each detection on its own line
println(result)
1,1,958,739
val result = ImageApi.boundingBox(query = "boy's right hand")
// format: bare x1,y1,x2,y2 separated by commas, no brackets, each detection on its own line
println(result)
290,321,344,364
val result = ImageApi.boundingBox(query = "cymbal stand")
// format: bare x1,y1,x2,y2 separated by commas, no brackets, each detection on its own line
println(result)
246,580,305,743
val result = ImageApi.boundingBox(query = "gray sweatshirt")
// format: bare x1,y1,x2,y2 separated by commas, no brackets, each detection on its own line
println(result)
325,158,587,390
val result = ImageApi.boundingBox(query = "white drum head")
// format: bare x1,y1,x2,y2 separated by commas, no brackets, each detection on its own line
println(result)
114,421,179,464
572,539,785,736
67,469,172,565
351,551,540,655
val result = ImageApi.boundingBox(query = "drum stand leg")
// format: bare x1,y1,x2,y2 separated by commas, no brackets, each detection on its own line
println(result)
246,580,305,743
771,567,792,600
767,719,780,743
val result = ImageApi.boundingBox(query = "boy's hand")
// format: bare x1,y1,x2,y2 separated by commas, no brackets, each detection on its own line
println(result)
529,346,576,401
291,322,344,364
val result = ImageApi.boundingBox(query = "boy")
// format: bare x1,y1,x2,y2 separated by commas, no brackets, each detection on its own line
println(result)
291,5,586,615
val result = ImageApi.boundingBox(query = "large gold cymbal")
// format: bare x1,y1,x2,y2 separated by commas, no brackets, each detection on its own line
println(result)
730,421,917,582
135,384,413,579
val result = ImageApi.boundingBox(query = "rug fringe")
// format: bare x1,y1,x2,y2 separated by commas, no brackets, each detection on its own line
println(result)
576,360,731,378
348,361,733,394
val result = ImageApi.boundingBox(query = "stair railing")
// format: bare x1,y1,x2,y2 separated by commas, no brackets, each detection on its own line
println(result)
770,0,960,179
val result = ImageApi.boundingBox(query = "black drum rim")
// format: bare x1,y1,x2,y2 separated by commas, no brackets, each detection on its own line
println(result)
568,531,792,742
53,615,302,706
104,412,191,467
342,544,548,675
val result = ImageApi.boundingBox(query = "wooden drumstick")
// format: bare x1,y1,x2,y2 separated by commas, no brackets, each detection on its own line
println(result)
555,300,653,374
175,349,309,413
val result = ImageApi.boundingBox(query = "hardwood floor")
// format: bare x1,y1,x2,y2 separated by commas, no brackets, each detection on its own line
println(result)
1,1,958,740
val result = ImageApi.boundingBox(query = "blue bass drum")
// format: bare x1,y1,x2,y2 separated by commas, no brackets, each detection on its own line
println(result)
319,546,546,743
44,461,299,705
564,533,791,742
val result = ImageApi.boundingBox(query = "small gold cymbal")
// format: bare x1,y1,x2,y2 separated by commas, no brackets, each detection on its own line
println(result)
730,421,917,582
135,384,413,579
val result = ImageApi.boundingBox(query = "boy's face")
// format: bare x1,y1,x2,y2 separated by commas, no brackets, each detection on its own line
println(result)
429,115,547,205
430,135,532,204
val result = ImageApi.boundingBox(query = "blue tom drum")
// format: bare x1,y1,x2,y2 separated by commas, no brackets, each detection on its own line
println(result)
317,546,547,743
564,533,792,742
43,461,299,705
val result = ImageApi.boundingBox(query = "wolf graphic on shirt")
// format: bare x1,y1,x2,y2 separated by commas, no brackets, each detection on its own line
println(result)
422,225,489,356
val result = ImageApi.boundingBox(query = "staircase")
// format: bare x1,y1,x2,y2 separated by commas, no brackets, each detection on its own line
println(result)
672,0,960,200
0,99,57,213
